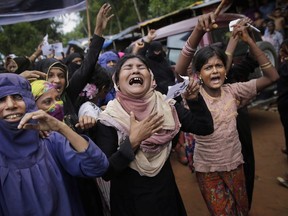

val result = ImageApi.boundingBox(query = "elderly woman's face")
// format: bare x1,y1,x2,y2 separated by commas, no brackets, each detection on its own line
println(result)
118,57,152,98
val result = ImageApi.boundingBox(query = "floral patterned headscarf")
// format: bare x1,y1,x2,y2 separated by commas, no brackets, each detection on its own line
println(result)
31,80,57,101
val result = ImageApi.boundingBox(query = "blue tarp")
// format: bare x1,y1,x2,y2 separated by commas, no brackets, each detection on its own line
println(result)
0,0,86,25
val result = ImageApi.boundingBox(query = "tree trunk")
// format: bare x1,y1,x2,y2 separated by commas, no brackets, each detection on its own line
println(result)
132,0,142,22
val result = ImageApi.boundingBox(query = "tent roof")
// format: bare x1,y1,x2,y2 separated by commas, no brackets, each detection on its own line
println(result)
0,0,86,25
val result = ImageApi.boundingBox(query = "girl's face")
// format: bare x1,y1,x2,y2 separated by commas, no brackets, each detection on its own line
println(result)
118,58,152,98
36,88,62,111
199,55,226,95
47,68,66,95
0,94,25,123
6,60,18,73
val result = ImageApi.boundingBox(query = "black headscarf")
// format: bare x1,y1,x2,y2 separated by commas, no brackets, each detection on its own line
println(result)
5,56,32,74
34,58,69,89
147,41,166,62
64,53,84,79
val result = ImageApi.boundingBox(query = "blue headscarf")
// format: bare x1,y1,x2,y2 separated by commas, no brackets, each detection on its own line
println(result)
0,73,39,159
98,51,119,69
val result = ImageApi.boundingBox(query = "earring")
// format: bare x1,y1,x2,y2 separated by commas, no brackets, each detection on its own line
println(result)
199,77,203,85
225,73,228,79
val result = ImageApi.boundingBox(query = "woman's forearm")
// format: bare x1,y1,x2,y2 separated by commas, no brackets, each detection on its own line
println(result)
175,27,205,75
57,122,89,152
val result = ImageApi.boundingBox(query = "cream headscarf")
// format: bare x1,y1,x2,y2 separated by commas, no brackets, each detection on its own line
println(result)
99,61,181,176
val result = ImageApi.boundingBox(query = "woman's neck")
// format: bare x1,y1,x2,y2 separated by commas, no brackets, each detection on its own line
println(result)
202,86,221,98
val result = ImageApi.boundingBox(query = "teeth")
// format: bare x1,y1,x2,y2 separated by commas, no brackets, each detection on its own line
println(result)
6,114,21,119
129,77,143,85
211,77,220,80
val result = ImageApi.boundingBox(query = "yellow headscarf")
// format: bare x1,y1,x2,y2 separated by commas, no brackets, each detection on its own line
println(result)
30,80,57,101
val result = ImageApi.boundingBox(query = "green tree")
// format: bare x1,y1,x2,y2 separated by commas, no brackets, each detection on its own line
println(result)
0,19,62,56
147,0,195,18
0,0,198,56
79,0,149,36
78,0,197,36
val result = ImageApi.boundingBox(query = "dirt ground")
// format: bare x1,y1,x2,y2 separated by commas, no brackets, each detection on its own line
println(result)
171,107,288,216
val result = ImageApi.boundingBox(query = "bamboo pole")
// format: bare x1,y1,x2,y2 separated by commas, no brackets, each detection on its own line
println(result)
132,0,142,22
85,0,91,39
212,0,229,29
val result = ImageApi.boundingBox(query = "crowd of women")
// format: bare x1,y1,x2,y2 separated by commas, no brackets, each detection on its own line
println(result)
0,1,286,216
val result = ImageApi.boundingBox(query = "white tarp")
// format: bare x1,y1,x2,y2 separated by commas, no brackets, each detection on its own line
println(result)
0,0,86,25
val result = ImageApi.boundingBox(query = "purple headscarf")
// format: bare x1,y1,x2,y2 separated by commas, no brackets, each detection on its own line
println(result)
98,51,119,69
0,73,39,159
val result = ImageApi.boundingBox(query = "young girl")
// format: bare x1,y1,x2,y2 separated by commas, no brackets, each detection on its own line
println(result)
176,12,279,215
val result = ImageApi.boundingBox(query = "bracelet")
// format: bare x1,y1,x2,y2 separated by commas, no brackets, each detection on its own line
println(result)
186,40,197,52
260,62,271,68
32,54,37,58
182,41,197,57
260,63,273,70
225,51,232,56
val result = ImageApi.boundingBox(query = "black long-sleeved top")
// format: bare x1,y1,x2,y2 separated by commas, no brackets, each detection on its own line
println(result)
90,94,213,180
277,61,288,103
89,93,213,216
64,34,105,115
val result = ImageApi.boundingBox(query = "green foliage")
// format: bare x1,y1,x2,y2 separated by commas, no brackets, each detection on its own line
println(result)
79,0,196,35
0,0,198,56
0,19,62,56
147,0,192,18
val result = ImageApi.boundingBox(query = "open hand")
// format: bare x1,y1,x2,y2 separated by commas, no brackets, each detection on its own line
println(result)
129,112,164,150
95,3,114,35
20,70,47,82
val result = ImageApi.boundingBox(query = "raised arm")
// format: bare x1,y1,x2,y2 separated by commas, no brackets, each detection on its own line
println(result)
232,23,279,92
67,3,114,101
131,29,157,55
94,3,114,36
175,12,216,76
176,0,230,76
28,41,43,63
225,17,254,71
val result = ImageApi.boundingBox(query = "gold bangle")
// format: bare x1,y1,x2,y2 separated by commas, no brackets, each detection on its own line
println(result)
260,63,272,70
32,54,37,58
225,51,232,56
260,62,271,67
